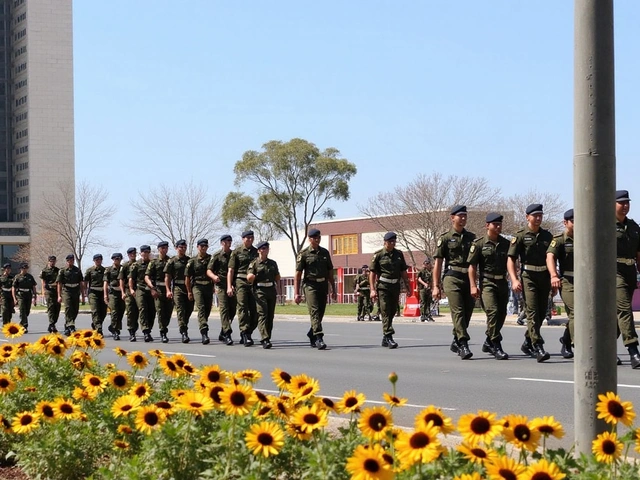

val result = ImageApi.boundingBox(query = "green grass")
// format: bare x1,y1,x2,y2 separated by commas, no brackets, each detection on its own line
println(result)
275,303,357,316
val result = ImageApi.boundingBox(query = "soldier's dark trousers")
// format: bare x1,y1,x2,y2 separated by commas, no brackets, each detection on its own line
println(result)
378,285,400,336
236,281,257,334
217,286,237,335
2,293,14,324
63,291,80,328
419,289,432,318
616,273,639,347
125,293,139,333
17,293,32,327
109,292,125,332
522,271,551,345
304,281,328,336
193,284,213,332
443,273,475,342
480,279,509,342
560,277,574,342
357,292,371,318
255,286,276,340
174,287,194,332
45,291,61,326
89,292,107,330
155,287,174,333
136,288,156,333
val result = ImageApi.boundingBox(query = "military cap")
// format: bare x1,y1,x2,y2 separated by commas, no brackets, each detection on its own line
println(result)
65,254,74,260
450,205,467,215
196,238,208,246
157,241,169,248
616,190,631,202
219,234,232,242
564,209,574,221
525,203,544,215
256,241,270,250
175,239,187,247
485,212,503,223
384,231,397,241
111,252,123,260
2,263,11,269
241,230,254,238
308,228,321,237
126,247,137,254
48,255,57,261
93,254,103,260
362,264,369,269
140,245,151,252
20,262,28,269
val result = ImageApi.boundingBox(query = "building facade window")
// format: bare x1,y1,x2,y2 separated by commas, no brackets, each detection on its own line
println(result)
332,234,359,255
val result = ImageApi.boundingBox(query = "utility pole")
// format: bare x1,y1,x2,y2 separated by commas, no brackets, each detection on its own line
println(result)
573,0,617,454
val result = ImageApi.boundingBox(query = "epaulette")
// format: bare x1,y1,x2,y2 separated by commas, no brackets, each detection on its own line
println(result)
553,233,563,239
516,228,525,234
472,237,483,243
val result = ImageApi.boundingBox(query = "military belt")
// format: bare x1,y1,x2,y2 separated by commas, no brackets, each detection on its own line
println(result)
90,287,103,292
237,273,248,279
256,282,274,288
173,279,185,284
523,265,547,272
2,288,11,292
18,288,32,292
195,280,211,285
359,286,370,290
448,266,469,273
563,271,574,277
110,286,121,291
617,258,636,266
482,273,505,280
379,277,398,284
306,277,325,282
64,283,80,288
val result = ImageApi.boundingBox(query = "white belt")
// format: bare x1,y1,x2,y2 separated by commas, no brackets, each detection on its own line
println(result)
563,271,574,277
306,277,325,282
483,273,505,280
110,286,121,291
65,283,80,288
237,273,248,279
90,287,103,292
195,280,211,285
173,279,185,284
523,265,547,272
18,288,32,292
2,288,11,292
449,266,469,273
379,277,398,284
617,258,636,266
256,282,273,287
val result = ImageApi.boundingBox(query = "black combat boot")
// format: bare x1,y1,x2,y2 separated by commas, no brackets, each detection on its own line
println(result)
306,329,316,348
261,339,272,349
160,330,169,344
180,328,190,344
482,337,495,355
535,343,550,363
224,332,234,346
450,337,460,354
244,331,254,347
559,329,574,359
521,337,535,357
218,329,226,341
458,340,473,360
493,340,509,360
315,334,327,350
129,330,137,342
201,330,210,345
143,330,153,343
382,334,398,349
48,323,58,333
628,344,640,369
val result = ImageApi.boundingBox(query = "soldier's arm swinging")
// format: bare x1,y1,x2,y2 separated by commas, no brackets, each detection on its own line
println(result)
546,252,561,293
468,264,480,299
507,257,522,292
293,271,302,304
432,257,444,300
185,276,193,301
369,270,378,303
164,273,173,299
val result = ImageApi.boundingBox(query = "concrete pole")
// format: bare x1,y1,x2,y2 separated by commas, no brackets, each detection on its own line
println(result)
573,0,617,455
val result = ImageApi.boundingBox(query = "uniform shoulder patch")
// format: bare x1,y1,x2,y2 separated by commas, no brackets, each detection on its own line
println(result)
296,254,303,263
469,245,476,253
550,240,557,248
436,238,442,247
510,237,517,244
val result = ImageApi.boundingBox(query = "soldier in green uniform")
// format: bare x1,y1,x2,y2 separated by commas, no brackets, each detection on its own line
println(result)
145,241,173,343
294,228,337,350
119,247,139,341
12,263,37,332
417,259,434,322
40,256,61,333
247,241,281,349
354,265,372,321
433,205,476,360
104,253,125,341
129,245,155,343
227,231,258,346
507,203,553,363
613,190,640,369
0,263,14,324
185,239,213,344
57,254,84,335
207,234,236,345
369,232,411,349
84,254,107,335
468,212,511,360
164,239,193,343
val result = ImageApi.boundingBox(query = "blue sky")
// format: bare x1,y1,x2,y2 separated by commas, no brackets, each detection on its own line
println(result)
73,1,640,253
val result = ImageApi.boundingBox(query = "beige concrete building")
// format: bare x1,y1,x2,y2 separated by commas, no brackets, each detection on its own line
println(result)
0,0,74,269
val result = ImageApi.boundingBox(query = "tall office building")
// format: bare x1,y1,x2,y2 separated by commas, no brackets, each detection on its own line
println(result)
0,0,75,269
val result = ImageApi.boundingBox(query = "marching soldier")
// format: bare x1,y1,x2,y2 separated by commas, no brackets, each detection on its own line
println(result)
84,254,107,335
57,254,84,335
354,265,372,321
294,228,337,350
417,259,434,322
185,239,213,344
164,239,193,343
104,253,125,340
129,245,155,342
40,256,61,333
433,205,477,360
207,234,236,345
119,247,140,341
146,241,173,343
247,241,281,349
227,231,258,346
0,263,14,324
468,212,511,360
12,263,37,332
507,203,553,363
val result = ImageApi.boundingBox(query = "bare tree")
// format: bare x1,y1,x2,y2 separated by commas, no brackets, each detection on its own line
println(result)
126,181,224,254
497,189,567,234
13,225,67,270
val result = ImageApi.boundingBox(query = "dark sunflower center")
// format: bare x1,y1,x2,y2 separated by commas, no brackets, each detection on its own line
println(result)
470,417,491,434
368,413,387,431
471,448,487,458
345,397,357,408
230,391,246,406
166,361,177,371
175,360,185,368
89,377,101,386
20,415,33,425
9,326,18,334
607,400,624,418
134,356,143,364
531,473,552,480
114,376,126,387
303,413,320,425
42,406,54,417
280,372,291,383
209,386,223,403
409,432,430,448
156,402,170,409
538,425,553,434
190,402,203,409
60,404,73,414
0,379,9,388
136,388,147,396
256,391,268,403
322,398,335,408
363,458,380,473
602,439,617,454
183,365,194,373
277,402,287,414
122,405,132,412
514,425,531,441
498,469,517,480
257,432,274,446
424,413,443,427
52,346,63,354
207,371,221,382
258,406,271,416
300,386,313,396
144,412,159,426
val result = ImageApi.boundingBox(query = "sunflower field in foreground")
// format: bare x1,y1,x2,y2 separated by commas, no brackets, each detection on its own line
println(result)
0,322,639,479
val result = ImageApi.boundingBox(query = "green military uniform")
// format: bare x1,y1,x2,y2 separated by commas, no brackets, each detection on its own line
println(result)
57,264,83,332
164,253,193,335
370,247,408,337
417,268,433,321
354,271,372,321
129,259,155,336
40,264,60,329
248,256,279,344
615,217,640,347
84,263,106,332
229,245,258,336
547,233,574,342
12,272,36,329
118,259,139,335
434,228,476,343
104,263,125,336
0,271,14,324
146,256,173,337
186,254,213,333
296,245,334,338
208,249,236,339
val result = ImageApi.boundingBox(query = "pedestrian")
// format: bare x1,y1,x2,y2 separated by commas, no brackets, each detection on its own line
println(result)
145,241,173,343
433,205,476,360
507,203,553,362
57,254,84,335
39,255,60,333
185,239,213,344
354,265,372,321
369,231,411,349
614,190,640,369
417,259,434,322
294,228,337,350
164,239,193,343
118,247,140,341
467,212,511,360
104,253,125,340
129,245,155,342
12,263,37,332
247,241,281,349
0,263,14,324
84,254,107,335
227,231,258,346
546,208,575,359
207,234,236,345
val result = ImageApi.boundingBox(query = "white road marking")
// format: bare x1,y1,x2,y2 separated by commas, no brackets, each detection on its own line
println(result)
510,377,640,389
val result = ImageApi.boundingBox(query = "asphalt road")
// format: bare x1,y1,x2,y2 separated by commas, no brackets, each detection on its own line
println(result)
7,311,640,448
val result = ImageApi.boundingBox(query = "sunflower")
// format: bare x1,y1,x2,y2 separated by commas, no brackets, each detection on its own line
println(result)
168,353,187,369
219,383,257,416
395,425,441,466
46,342,67,357
383,392,408,408
287,373,312,394
72,387,97,401
11,366,25,380
112,394,143,417
134,405,166,435
592,431,622,464
316,397,338,413
114,347,128,357
171,388,189,400
69,350,92,370
105,362,116,371
181,363,197,376
458,410,502,445
2,322,25,338
457,442,499,465
89,336,105,350
346,444,394,480
35,401,56,422
634,428,640,454
271,368,292,390
453,474,484,480
0,373,16,394
291,404,328,434
0,350,17,364
117,424,133,435
12,411,39,434
206,385,225,407
0,415,12,433
129,382,152,400
245,421,285,457
502,415,541,452
199,365,227,386
146,348,162,358
529,416,565,439
415,405,455,435
113,440,130,451
293,378,320,403
127,351,149,369
596,391,636,427
358,406,393,440
177,390,214,416
337,390,366,414
255,404,273,418
523,459,566,480
270,396,292,420
108,371,131,391
286,421,313,441
159,357,181,378
236,368,262,384
82,373,107,394
53,398,82,420
485,456,527,480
